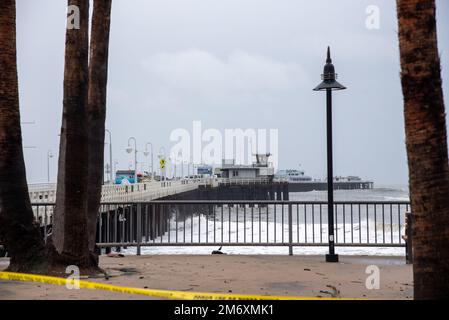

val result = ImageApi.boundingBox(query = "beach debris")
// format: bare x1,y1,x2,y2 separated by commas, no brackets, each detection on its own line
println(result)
319,290,332,295
328,285,340,297
211,246,225,254
350,280,363,284
319,285,340,298
105,267,140,276
304,268,311,271
107,252,124,258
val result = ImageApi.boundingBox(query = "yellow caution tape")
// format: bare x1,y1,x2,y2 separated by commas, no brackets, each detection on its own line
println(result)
0,271,351,300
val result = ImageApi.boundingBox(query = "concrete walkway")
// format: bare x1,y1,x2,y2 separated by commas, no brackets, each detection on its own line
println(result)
0,255,413,300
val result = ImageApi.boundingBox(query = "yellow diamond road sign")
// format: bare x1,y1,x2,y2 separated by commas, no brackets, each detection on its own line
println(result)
159,158,166,169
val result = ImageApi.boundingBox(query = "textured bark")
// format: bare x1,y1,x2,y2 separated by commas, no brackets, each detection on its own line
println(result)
397,0,449,299
0,0,50,272
53,0,92,267
87,0,112,252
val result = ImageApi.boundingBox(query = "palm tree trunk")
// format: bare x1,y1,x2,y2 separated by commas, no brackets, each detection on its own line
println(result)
0,0,49,272
397,0,449,299
53,0,92,267
87,0,113,253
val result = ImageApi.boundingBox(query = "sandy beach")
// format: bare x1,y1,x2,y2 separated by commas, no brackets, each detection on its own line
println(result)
0,254,412,300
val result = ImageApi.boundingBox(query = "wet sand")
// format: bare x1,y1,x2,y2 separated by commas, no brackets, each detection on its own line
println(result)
0,255,413,300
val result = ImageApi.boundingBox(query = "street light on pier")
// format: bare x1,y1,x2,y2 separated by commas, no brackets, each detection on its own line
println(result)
171,157,177,180
47,150,53,182
113,159,119,182
313,47,346,263
126,137,138,184
105,129,113,184
144,142,154,180
181,161,186,179
188,158,194,180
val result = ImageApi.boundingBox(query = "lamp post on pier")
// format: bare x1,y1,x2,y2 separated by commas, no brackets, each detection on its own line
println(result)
173,159,177,180
313,47,346,263
144,142,154,180
105,129,113,184
181,161,185,179
47,150,53,182
126,137,138,184
113,159,118,182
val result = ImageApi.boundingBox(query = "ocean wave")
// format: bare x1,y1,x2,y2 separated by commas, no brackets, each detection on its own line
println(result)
383,196,410,201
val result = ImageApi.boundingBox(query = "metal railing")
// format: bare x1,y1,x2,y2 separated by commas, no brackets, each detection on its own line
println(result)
217,178,278,185
31,200,411,256
28,179,206,204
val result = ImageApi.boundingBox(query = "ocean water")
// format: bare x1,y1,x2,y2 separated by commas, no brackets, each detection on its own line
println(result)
123,186,410,256
289,185,409,202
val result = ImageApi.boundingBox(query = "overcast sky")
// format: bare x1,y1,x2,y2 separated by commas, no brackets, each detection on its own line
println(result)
16,0,449,185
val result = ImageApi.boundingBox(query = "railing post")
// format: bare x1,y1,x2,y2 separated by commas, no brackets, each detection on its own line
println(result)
136,203,142,256
105,207,111,255
405,210,413,264
288,203,293,256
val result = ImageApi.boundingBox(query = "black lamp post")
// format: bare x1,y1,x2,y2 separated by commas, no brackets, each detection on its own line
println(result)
313,47,346,263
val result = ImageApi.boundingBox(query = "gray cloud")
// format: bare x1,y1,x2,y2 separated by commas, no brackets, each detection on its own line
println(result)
16,0,449,185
